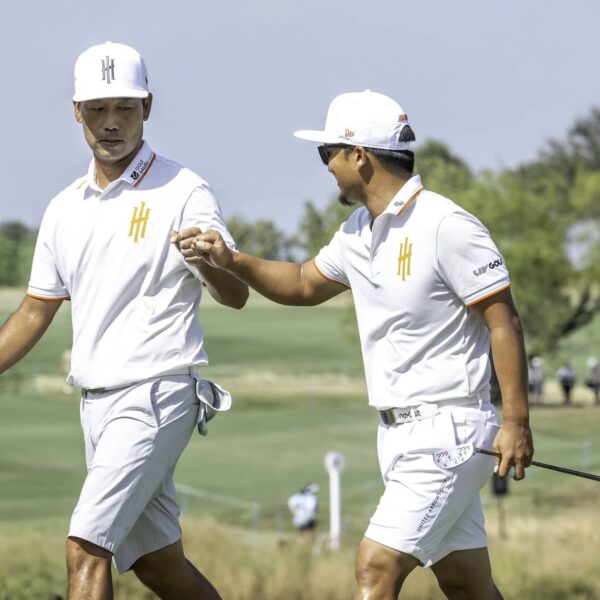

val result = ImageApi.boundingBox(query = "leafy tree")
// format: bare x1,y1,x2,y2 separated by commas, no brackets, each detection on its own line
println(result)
296,199,354,260
415,109,600,353
504,109,600,350
0,222,36,287
415,140,474,198
550,107,600,173
226,216,295,260
458,173,577,353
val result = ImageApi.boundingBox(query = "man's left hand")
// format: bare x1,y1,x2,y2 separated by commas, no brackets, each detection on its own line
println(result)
492,422,534,480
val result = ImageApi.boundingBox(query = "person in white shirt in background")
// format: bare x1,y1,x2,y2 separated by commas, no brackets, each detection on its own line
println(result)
0,41,247,600
585,356,600,405
556,362,576,405
527,355,544,405
175,90,534,600
288,483,319,545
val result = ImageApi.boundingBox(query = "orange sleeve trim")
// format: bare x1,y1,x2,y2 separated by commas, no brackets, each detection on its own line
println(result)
396,186,424,216
133,153,156,188
27,293,71,301
465,283,510,307
312,259,351,289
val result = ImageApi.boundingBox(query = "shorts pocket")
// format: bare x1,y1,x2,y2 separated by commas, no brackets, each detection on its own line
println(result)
478,420,501,452
451,405,488,446
451,405,500,450
112,381,158,429
410,409,458,454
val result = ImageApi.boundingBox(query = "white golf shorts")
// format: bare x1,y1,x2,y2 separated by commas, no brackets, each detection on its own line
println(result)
365,400,499,567
69,374,199,573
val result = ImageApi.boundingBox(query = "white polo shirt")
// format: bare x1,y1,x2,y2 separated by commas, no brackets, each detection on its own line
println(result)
28,141,236,389
314,175,510,410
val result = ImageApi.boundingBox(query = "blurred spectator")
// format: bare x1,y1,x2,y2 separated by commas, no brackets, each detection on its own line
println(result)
527,355,544,405
556,363,576,405
585,357,600,405
288,483,319,545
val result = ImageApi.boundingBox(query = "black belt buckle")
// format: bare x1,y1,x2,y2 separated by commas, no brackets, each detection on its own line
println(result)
82,387,107,397
379,408,396,425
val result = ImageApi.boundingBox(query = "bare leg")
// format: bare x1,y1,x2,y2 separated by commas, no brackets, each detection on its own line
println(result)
431,547,502,600
299,527,316,546
354,537,420,600
66,537,113,600
132,539,221,600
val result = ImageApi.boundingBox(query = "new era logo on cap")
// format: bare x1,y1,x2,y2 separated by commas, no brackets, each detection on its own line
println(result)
294,90,414,151
73,42,149,102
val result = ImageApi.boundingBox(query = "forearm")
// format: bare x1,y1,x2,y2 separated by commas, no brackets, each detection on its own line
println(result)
490,313,530,424
472,289,533,477
227,253,318,306
195,261,249,309
177,228,344,306
0,296,61,374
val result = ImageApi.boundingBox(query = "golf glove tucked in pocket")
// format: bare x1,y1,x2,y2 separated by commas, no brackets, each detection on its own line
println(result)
194,377,232,436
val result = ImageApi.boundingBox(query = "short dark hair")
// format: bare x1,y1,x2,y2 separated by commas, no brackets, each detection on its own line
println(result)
367,148,415,176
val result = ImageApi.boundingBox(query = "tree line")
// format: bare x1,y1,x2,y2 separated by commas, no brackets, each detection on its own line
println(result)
1,108,599,353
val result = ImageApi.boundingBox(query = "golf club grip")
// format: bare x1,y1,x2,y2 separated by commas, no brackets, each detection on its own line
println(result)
476,448,600,482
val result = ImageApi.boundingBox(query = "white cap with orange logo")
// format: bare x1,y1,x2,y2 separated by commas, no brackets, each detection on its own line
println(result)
294,90,413,150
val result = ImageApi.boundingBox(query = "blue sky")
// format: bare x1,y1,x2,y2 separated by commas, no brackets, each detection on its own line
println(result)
2,0,599,232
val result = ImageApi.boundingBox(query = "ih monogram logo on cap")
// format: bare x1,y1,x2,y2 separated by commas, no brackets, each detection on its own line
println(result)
128,202,151,243
101,56,115,84
397,237,413,281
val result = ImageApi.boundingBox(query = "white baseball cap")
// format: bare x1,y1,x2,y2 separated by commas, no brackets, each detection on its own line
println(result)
294,90,413,150
73,42,149,102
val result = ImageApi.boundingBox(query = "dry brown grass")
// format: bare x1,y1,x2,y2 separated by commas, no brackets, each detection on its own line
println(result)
2,507,597,599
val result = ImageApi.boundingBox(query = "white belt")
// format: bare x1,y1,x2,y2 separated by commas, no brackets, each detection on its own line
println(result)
379,396,486,426
81,366,197,397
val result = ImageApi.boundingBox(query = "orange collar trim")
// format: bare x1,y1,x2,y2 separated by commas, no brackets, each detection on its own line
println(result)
395,185,424,216
132,152,156,188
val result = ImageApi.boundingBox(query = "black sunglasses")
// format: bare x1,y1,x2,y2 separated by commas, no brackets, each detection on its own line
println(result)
317,144,348,165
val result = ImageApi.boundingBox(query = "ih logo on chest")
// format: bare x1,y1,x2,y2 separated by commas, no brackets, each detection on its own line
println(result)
397,237,413,281
128,202,151,243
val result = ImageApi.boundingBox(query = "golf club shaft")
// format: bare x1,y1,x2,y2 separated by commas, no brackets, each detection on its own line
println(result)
476,448,600,482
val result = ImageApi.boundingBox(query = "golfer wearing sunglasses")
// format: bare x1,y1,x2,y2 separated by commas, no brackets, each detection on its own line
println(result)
173,90,533,600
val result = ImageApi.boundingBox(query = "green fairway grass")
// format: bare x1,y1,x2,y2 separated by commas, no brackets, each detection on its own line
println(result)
1,286,600,529
1,287,600,598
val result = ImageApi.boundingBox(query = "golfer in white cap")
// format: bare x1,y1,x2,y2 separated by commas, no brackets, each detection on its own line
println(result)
175,90,534,599
0,42,248,599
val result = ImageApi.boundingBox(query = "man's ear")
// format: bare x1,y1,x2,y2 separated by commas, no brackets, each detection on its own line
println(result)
73,101,83,124
143,94,153,121
354,146,369,170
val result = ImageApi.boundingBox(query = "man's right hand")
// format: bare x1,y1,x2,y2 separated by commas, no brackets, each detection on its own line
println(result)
194,230,235,270
170,228,234,270
0,295,63,374
171,231,347,307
